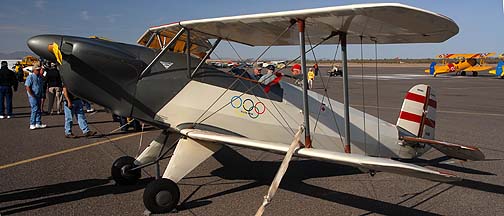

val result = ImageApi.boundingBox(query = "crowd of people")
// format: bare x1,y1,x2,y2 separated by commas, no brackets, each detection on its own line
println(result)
0,60,98,138
253,63,319,89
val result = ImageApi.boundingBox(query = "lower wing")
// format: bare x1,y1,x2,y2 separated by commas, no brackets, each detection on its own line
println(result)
464,66,495,72
180,129,461,182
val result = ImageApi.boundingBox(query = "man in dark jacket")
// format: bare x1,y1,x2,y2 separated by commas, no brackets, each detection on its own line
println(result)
0,61,18,119
45,62,63,114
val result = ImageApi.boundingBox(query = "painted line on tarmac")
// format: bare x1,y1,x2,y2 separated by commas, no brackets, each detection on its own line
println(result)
0,131,149,170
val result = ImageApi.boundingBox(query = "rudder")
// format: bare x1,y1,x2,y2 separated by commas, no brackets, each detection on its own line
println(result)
396,84,436,139
429,62,436,75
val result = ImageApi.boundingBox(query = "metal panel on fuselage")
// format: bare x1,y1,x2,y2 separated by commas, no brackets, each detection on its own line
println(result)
155,79,416,159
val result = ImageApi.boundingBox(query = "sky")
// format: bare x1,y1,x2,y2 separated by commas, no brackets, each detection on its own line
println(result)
1,0,503,60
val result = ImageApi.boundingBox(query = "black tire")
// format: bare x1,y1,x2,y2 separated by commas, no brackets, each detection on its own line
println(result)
111,156,141,185
461,71,466,76
472,71,478,76
143,178,180,214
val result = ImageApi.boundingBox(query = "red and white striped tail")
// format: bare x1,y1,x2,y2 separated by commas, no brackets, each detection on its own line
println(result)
396,84,437,139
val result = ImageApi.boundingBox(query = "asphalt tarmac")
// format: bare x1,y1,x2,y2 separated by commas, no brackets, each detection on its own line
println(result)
1,66,503,216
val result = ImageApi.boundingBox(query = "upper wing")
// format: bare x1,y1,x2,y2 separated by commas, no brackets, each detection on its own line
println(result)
180,129,461,182
437,53,496,59
138,3,458,47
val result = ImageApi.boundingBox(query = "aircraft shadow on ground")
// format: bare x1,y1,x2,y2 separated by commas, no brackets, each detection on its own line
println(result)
397,157,497,176
177,147,445,215
0,177,154,215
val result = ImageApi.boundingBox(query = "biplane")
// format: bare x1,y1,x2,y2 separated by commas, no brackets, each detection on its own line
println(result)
425,52,496,76
489,53,504,78
27,3,485,214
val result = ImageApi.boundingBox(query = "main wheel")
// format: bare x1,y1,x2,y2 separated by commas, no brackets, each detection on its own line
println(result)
111,156,141,185
472,71,478,76
143,178,180,214
460,71,466,76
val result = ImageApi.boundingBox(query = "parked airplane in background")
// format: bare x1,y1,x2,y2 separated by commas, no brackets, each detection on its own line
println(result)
489,53,504,78
27,3,485,214
425,52,495,76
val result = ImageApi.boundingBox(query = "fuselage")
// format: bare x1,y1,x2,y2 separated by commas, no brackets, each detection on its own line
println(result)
27,34,425,159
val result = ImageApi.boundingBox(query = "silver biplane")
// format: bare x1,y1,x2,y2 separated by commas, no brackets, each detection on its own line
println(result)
27,3,484,214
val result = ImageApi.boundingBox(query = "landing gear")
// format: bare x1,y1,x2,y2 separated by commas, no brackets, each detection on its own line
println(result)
111,156,141,185
472,71,478,76
460,71,466,76
143,178,180,214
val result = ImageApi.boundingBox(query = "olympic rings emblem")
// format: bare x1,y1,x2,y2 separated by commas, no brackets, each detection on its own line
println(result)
230,96,266,119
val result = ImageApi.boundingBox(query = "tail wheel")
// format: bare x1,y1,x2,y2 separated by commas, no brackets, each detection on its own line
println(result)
460,71,466,76
472,71,478,76
111,156,141,185
143,178,180,214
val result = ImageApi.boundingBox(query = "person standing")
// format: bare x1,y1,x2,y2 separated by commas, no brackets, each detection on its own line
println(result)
62,84,96,138
313,63,320,76
307,68,315,89
25,63,46,129
0,61,18,119
82,100,94,113
45,62,63,115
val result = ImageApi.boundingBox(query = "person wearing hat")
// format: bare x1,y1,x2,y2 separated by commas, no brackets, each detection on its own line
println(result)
25,62,47,129
253,67,263,80
0,61,18,119
290,63,304,86
258,64,277,85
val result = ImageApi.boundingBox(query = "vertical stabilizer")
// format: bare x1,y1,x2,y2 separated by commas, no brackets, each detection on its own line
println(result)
429,62,437,75
496,61,504,77
396,84,436,139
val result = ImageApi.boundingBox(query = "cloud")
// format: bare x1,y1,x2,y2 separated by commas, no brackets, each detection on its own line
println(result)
80,11,90,20
35,0,47,10
105,14,120,23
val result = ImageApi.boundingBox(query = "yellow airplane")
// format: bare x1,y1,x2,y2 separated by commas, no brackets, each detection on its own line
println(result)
425,52,495,77
489,53,504,78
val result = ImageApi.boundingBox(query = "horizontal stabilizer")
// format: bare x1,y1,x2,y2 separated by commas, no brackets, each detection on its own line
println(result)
180,129,461,182
402,136,485,161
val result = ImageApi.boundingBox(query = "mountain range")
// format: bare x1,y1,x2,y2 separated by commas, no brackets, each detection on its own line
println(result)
0,51,35,60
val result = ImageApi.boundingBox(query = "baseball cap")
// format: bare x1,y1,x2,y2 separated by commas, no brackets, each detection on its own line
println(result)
266,65,275,70
291,63,301,71
32,62,41,70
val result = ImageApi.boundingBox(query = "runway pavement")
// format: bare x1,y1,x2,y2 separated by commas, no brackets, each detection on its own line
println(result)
1,67,504,215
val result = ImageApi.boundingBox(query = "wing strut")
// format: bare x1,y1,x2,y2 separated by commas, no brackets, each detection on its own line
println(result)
186,29,192,77
297,19,312,148
341,32,352,153
190,38,221,78
255,126,304,216
139,28,185,79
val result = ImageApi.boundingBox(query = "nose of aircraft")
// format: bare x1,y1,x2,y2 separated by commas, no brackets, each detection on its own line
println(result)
27,34,63,62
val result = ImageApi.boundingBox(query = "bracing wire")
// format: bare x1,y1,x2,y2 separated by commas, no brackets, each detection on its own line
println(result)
252,22,296,66
360,36,368,155
306,32,345,147
193,24,296,135
227,40,244,62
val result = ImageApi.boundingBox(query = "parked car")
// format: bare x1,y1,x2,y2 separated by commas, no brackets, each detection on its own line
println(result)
328,65,342,77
